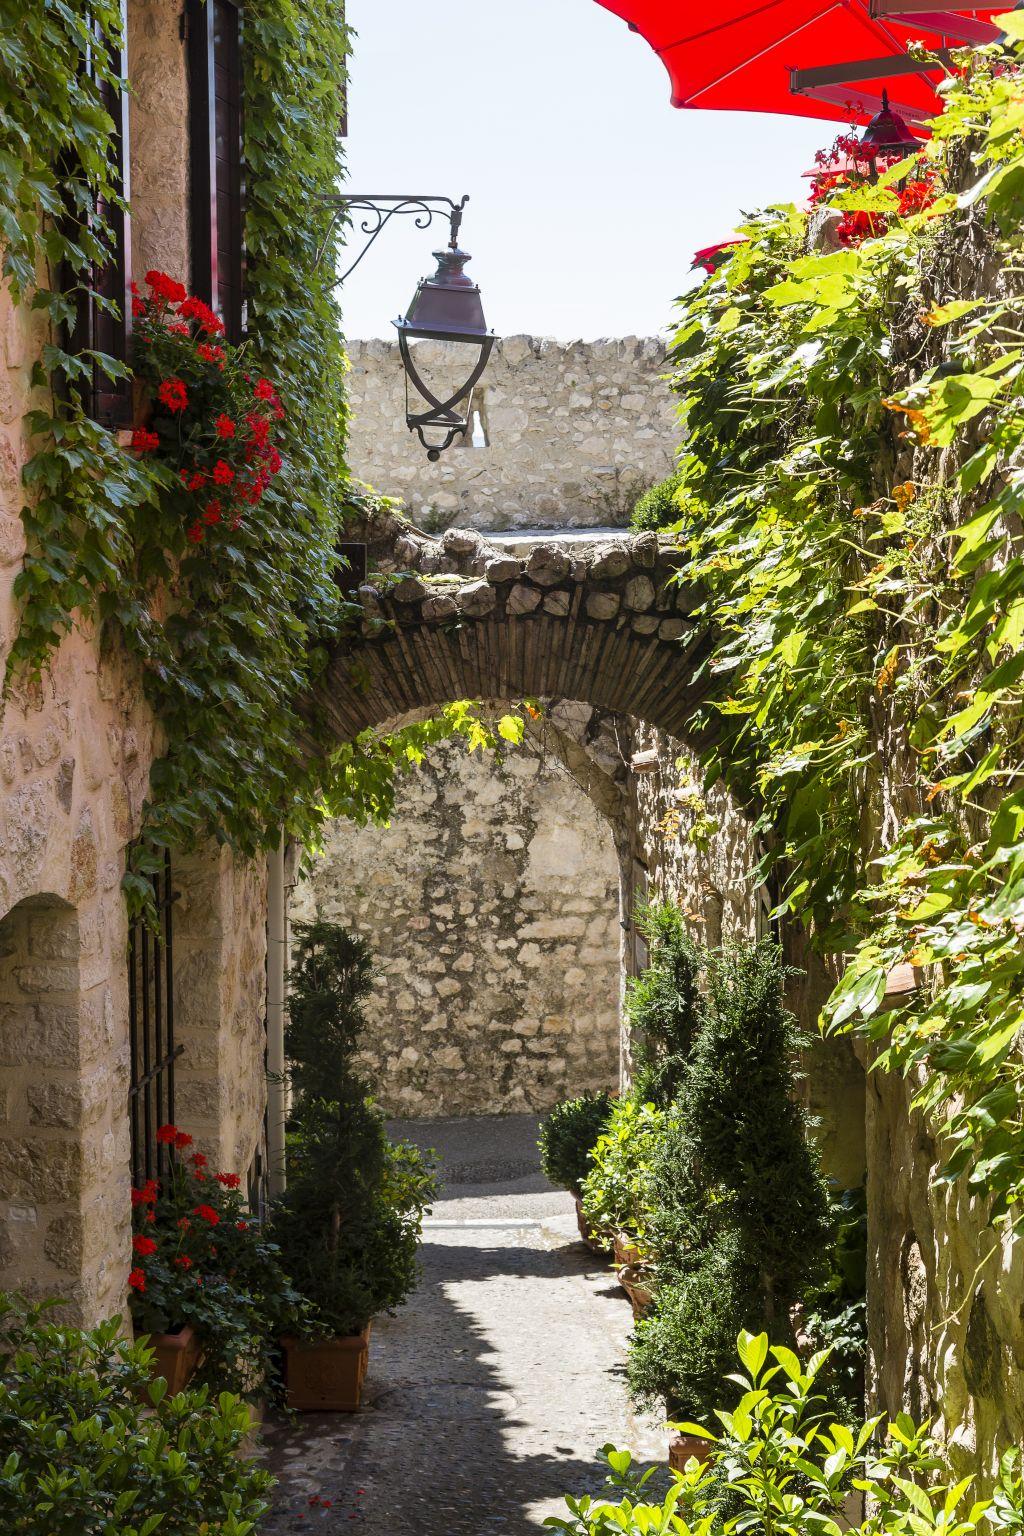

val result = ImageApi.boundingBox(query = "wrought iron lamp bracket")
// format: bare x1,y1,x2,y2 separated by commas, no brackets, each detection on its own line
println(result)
318,194,469,285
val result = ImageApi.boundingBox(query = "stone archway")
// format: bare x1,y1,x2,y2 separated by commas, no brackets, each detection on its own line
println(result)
314,515,716,750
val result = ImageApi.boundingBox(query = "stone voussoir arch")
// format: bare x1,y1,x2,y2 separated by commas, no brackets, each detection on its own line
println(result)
317,508,716,744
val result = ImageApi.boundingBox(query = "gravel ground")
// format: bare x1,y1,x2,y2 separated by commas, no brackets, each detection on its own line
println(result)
260,1115,665,1534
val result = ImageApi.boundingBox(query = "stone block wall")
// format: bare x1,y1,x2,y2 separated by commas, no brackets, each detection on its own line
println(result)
0,0,270,1323
346,336,678,532
291,733,621,1118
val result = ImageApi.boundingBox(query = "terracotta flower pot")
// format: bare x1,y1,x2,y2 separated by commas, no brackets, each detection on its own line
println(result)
282,1325,372,1412
614,1232,644,1269
616,1264,654,1318
143,1325,203,1394
669,1431,711,1473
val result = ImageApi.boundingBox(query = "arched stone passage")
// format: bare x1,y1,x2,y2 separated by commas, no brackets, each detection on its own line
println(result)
0,895,86,1309
291,719,622,1118
316,521,715,746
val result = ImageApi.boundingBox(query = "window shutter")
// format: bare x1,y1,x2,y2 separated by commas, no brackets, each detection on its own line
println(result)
70,0,133,428
188,0,245,343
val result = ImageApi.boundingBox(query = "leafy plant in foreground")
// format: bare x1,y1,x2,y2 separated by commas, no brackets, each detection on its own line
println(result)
551,1330,1024,1536
0,1293,272,1536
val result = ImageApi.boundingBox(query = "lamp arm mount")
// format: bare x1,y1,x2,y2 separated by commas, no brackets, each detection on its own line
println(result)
317,194,470,285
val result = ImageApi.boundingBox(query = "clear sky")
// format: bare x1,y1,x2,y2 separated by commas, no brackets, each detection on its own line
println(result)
339,0,830,343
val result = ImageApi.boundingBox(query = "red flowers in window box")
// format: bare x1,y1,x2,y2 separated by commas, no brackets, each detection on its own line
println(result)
145,269,187,303
132,1233,158,1257
215,414,236,439
131,426,160,453
193,1204,220,1226
128,1267,146,1292
216,1171,241,1188
157,377,188,414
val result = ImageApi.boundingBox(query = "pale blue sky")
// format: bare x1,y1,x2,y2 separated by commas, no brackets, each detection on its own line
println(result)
339,0,829,342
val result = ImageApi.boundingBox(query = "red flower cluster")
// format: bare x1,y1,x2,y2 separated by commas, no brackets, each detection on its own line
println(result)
130,271,286,545
216,1171,241,1189
807,138,939,247
193,1204,221,1226
128,1267,146,1292
132,1233,158,1257
156,1123,193,1149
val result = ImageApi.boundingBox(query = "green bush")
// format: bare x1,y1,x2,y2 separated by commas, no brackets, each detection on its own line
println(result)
538,1091,614,1196
273,921,437,1337
628,940,831,1421
580,1098,676,1251
626,898,704,1108
0,1293,273,1536
553,1329,1024,1536
630,471,683,531
801,1185,867,1415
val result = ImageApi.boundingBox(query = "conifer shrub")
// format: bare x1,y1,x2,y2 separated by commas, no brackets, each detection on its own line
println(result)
272,921,436,1338
626,898,704,1109
628,939,831,1420
538,1091,614,1196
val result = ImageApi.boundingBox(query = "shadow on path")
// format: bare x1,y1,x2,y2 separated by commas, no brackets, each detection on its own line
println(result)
261,1115,665,1534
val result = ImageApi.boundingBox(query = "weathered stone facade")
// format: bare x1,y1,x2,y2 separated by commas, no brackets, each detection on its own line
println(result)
292,736,620,1117
0,0,270,1324
346,336,678,532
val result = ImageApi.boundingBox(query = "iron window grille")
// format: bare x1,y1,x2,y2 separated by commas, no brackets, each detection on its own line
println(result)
187,0,245,343
127,851,182,1186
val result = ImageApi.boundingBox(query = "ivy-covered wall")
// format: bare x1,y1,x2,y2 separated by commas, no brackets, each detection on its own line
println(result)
629,37,1024,1480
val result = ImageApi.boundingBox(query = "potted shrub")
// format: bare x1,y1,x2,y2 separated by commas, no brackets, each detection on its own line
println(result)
580,1096,673,1273
538,1090,614,1249
128,1124,309,1403
272,921,437,1411
627,939,833,1452
0,1291,274,1534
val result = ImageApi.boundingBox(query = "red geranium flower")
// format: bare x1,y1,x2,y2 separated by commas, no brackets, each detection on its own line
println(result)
215,414,236,440
236,1220,249,1231
212,459,235,486
174,1254,193,1270
203,502,222,526
168,322,191,337
157,377,188,414
254,378,276,401
216,1172,241,1188
194,1204,220,1226
132,1233,157,1257
146,270,187,303
190,1152,209,1168
187,522,205,544
177,1216,191,1230
130,1179,159,1207
174,1130,193,1150
132,296,147,318
178,295,225,334
128,1267,146,1292
197,342,225,367
187,471,206,492
156,1124,179,1145
130,427,160,453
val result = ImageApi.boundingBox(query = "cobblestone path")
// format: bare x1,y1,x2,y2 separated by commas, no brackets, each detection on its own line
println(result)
261,1115,664,1535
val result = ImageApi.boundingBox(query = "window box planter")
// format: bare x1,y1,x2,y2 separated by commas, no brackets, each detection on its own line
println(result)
281,1325,372,1412
668,1431,711,1473
141,1325,203,1394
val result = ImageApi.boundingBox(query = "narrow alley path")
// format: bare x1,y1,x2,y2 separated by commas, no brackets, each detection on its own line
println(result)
262,1115,665,1534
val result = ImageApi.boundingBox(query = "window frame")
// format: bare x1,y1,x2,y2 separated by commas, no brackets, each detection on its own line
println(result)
187,0,245,343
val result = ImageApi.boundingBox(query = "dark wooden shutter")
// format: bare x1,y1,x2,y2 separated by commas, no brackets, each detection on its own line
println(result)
188,0,245,343
69,1,133,427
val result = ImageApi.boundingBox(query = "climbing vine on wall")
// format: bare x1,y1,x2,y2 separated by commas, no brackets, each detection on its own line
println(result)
658,25,1024,1225
1,0,509,912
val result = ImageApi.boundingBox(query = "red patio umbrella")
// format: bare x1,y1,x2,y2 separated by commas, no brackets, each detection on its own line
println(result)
594,1,1007,127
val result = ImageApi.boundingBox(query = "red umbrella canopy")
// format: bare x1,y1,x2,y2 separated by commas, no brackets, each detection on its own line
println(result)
594,1,1006,127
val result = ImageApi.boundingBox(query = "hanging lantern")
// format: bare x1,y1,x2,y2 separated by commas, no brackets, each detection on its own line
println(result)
858,89,919,166
394,232,496,461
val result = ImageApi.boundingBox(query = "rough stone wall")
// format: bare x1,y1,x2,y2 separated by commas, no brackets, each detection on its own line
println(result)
346,336,678,532
0,0,268,1323
291,733,621,1117
617,721,865,1192
174,846,269,1174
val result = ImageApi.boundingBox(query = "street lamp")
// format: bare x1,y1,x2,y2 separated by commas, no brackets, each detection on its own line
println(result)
857,90,918,176
320,192,497,459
